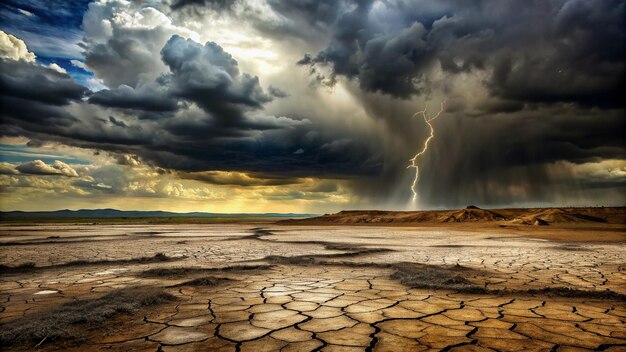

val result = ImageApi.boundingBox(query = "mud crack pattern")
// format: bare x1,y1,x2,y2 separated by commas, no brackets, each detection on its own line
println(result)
0,224,625,351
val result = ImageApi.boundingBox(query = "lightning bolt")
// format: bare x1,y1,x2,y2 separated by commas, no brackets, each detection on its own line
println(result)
408,100,445,202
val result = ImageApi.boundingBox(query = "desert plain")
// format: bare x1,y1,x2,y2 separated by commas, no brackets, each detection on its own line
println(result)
1,207,625,351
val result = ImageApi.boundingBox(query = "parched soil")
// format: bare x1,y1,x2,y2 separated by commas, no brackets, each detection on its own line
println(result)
0,223,625,351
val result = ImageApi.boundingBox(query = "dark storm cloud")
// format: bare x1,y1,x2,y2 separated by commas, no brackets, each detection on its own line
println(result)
170,0,238,11
168,0,346,40
88,34,277,127
268,86,289,98
0,59,88,106
484,0,625,108
123,122,380,177
423,106,625,180
1,0,624,209
267,0,347,29
89,84,178,112
299,0,625,108
160,35,273,124
88,35,275,122
108,116,127,128
83,32,170,89
178,171,304,186
1,96,74,126
264,0,626,207
237,0,353,43
342,94,625,208
0,33,382,180
0,59,86,132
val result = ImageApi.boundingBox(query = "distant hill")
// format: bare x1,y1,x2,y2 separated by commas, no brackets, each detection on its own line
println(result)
279,206,626,226
0,209,318,219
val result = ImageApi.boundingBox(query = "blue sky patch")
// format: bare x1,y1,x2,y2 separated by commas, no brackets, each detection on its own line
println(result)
0,0,91,59
0,144,91,165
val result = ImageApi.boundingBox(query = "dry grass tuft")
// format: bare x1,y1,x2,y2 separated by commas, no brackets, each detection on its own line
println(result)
62,252,176,266
389,263,626,300
390,263,488,293
169,276,232,287
0,253,182,275
0,262,36,274
513,287,626,301
262,248,392,265
0,287,176,347
138,264,274,278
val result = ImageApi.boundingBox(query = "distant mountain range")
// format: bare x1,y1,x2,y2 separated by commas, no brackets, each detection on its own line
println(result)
0,209,318,219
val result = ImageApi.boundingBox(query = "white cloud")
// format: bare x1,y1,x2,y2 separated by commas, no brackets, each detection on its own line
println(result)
82,0,198,88
15,160,79,177
45,63,67,74
70,59,88,70
18,8,35,17
0,30,36,62
85,77,108,92
0,162,19,175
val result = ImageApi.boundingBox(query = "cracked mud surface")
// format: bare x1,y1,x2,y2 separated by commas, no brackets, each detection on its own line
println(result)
1,224,625,351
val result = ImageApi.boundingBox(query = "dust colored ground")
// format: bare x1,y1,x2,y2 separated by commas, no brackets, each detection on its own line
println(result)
0,222,625,351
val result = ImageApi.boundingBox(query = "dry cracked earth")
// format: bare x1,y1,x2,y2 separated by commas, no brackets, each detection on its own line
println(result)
0,224,625,351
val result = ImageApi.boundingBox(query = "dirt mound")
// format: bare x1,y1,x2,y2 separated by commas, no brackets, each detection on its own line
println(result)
279,207,623,226
309,210,441,224
510,208,608,225
509,215,550,226
537,208,591,223
441,207,508,223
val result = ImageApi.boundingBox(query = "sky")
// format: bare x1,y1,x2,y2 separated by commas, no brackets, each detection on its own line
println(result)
0,0,624,213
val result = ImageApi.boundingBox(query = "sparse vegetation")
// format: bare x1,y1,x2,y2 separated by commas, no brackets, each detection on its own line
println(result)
553,245,590,251
63,252,176,266
263,248,392,265
390,263,488,293
169,276,232,287
504,287,626,301
262,258,626,300
0,253,182,275
388,262,626,300
0,287,176,347
0,262,36,274
138,264,274,278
